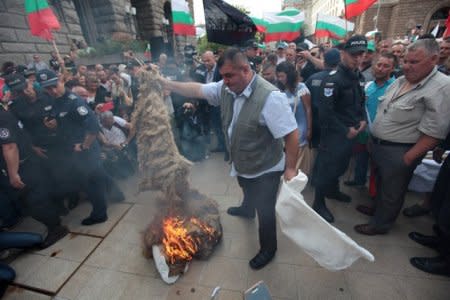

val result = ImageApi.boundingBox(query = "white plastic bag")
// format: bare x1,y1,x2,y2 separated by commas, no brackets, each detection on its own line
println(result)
276,172,374,271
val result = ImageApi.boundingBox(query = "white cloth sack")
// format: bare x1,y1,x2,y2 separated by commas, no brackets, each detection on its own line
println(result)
276,172,374,271
408,151,449,193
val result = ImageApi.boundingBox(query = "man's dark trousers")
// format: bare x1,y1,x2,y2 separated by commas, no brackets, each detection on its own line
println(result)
237,171,283,253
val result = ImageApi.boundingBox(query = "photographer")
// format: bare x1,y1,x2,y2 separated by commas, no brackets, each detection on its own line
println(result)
295,42,323,81
178,102,208,162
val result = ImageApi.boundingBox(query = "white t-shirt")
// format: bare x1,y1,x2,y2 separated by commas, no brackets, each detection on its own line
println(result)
101,116,127,146
201,75,297,178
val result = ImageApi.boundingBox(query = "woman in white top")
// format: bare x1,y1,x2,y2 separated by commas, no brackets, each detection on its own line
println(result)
276,61,313,175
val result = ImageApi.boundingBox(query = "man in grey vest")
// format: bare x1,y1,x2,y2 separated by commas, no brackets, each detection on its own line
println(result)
162,48,299,270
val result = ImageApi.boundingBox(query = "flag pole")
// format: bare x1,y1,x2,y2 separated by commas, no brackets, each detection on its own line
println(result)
344,0,348,38
374,0,381,31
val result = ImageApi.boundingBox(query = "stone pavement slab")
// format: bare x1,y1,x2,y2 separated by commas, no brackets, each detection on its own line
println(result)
4,154,450,299
62,202,131,237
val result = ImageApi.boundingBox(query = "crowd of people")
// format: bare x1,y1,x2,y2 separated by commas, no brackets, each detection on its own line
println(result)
1,32,450,285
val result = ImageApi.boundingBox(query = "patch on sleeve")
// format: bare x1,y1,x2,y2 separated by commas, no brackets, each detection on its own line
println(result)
77,106,88,116
311,79,322,87
329,70,337,75
324,88,334,97
68,94,78,100
0,128,10,139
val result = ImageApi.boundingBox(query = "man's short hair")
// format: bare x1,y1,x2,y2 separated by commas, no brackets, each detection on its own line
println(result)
407,39,440,56
99,110,114,122
262,62,275,72
377,52,398,67
217,47,249,69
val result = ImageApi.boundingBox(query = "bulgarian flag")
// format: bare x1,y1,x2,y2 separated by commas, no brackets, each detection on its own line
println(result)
261,9,305,42
25,0,60,41
250,16,268,33
344,0,377,20
315,14,354,39
171,0,195,36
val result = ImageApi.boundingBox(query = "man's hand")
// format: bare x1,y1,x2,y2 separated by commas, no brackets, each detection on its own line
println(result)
433,147,445,164
183,102,195,110
284,167,297,181
10,173,25,189
347,127,359,139
43,117,57,130
299,50,311,60
32,146,48,159
358,121,367,133
74,143,83,152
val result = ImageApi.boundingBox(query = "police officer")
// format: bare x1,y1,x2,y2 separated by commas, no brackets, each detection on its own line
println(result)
36,69,108,226
5,73,78,213
0,104,68,248
312,35,368,222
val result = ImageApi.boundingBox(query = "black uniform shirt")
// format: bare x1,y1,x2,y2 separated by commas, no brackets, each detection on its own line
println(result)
51,90,100,148
318,63,366,136
9,93,59,148
0,108,33,169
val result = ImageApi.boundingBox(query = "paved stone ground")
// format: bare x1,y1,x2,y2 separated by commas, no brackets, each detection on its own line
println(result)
3,153,450,299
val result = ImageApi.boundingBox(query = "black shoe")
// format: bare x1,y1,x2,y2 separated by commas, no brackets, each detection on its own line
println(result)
410,256,450,277
313,203,334,223
344,180,365,187
408,232,441,250
356,205,375,216
326,191,352,203
403,204,430,218
40,225,69,249
227,206,255,219
249,249,276,270
81,215,108,226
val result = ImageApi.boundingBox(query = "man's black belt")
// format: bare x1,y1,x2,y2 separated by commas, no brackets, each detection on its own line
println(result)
371,137,414,147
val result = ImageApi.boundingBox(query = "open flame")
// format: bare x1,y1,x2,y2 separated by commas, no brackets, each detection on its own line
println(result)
162,216,216,265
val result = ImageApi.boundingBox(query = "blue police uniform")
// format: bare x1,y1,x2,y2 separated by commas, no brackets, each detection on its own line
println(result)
51,90,108,223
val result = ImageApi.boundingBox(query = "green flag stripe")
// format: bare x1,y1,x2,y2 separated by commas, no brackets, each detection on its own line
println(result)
25,0,49,14
266,22,303,33
172,11,193,25
345,0,359,5
316,21,347,37
276,10,301,17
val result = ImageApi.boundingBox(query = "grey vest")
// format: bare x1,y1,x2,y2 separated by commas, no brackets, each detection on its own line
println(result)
220,75,284,174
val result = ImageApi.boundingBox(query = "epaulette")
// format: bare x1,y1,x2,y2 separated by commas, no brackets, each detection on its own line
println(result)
68,93,78,100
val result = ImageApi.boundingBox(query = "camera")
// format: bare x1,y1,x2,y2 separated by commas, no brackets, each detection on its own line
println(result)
183,45,197,65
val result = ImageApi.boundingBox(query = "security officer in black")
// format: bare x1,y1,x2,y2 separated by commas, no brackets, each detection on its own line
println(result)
0,105,68,248
37,69,108,226
312,35,368,223
5,73,77,213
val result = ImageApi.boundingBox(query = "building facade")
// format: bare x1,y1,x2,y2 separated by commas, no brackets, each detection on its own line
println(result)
282,0,449,40
0,0,195,66
354,0,450,40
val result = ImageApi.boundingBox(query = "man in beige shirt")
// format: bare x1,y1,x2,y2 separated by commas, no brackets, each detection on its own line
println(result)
355,38,450,235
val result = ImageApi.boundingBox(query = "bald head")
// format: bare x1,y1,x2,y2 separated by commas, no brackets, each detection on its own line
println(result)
202,51,216,71
72,85,89,100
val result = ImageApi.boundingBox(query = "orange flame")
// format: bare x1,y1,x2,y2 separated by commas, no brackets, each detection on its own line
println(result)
162,216,216,265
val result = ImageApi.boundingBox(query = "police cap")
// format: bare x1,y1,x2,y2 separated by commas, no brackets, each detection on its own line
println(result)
4,73,27,92
36,69,59,88
343,35,368,54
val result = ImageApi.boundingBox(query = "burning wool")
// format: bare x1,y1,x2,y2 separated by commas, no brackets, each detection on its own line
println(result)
131,67,222,283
